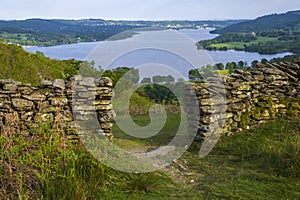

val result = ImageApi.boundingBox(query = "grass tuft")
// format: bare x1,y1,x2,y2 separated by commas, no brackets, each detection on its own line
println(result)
1,115,299,199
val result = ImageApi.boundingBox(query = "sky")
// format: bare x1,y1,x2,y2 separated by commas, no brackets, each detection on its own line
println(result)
1,0,300,20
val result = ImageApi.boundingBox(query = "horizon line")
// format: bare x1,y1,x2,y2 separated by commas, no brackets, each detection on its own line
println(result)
0,17,251,22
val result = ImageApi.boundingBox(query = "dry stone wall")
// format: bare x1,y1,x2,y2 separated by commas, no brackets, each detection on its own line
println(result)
192,61,300,138
1,61,300,142
0,77,114,140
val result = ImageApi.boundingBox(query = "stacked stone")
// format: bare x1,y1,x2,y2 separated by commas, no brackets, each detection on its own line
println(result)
96,77,114,140
192,78,228,138
192,61,300,137
66,76,114,140
271,62,300,98
0,79,72,135
0,77,114,140
1,61,299,141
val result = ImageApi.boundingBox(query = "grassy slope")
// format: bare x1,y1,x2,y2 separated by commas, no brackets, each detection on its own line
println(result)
1,114,299,199
184,118,300,199
0,42,79,85
209,37,279,49
113,115,300,199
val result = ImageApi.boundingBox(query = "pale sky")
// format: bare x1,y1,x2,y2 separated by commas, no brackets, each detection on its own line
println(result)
1,0,300,20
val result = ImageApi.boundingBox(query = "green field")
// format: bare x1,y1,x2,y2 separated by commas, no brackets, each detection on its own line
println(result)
0,32,78,46
210,37,279,50
1,115,299,199
0,33,53,46
217,69,229,75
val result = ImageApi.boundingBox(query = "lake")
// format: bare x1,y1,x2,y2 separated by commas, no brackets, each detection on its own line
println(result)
24,28,292,79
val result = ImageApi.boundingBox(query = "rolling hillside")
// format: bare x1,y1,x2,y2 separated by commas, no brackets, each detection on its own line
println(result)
211,10,300,34
0,19,245,46
0,41,79,85
198,10,300,54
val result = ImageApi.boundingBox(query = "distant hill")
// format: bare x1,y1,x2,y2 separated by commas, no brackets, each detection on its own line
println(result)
0,19,245,46
198,10,300,54
0,19,138,46
0,18,246,34
0,41,80,85
211,10,300,34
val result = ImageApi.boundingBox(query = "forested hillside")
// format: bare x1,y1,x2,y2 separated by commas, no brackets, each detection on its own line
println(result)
211,10,300,34
198,10,300,54
0,19,245,46
0,19,138,46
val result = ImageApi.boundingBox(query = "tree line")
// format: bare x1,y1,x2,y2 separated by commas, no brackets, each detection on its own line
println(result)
187,55,299,81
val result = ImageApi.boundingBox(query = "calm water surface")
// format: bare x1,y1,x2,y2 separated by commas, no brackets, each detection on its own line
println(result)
24,29,292,79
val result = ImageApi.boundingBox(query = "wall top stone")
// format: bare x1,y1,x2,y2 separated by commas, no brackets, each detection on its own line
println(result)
0,77,114,140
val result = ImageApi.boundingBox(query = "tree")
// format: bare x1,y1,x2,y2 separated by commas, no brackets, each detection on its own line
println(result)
205,64,214,71
101,67,139,85
127,68,139,83
167,75,175,83
152,75,162,83
226,62,237,74
144,84,176,104
196,65,215,78
189,69,201,80
141,77,151,84
161,76,167,83
214,63,225,70
261,58,268,64
231,62,238,69
238,61,245,68
79,61,102,79
251,60,259,67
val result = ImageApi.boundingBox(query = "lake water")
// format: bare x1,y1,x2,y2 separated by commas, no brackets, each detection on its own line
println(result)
24,29,292,79
24,29,292,64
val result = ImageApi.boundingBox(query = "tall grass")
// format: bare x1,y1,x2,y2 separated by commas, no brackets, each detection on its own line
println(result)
0,118,107,199
186,118,300,199
1,114,300,199
218,118,300,178
0,116,177,199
